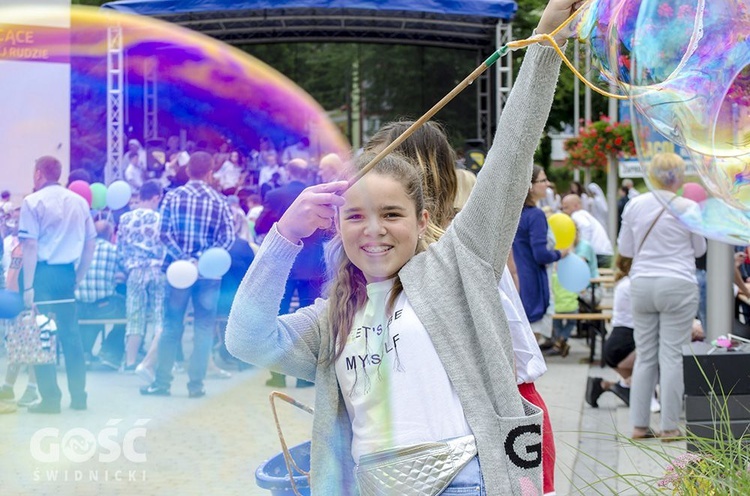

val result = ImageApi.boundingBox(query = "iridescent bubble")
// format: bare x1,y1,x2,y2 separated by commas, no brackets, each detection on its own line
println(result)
573,0,706,102
572,0,632,96
629,0,750,159
0,5,349,197
633,107,750,245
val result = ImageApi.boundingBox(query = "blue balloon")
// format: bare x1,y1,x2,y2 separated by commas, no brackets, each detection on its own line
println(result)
198,248,232,279
106,180,132,210
557,254,591,293
0,290,24,319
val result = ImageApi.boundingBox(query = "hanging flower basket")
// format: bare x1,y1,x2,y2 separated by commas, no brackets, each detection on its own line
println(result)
563,117,636,170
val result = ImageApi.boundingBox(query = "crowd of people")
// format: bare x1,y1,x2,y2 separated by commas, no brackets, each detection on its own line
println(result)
118,134,318,202
0,134,340,410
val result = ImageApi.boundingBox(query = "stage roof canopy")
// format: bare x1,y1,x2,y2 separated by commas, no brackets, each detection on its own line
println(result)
102,0,518,50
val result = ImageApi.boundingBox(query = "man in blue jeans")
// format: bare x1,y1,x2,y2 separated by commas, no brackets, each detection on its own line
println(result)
141,151,234,398
18,156,96,413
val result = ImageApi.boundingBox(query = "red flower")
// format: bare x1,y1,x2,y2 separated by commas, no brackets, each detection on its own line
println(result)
563,118,635,171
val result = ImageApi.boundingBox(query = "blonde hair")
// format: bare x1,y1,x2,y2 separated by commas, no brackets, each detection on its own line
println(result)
324,153,430,362
648,152,685,190
454,168,477,211
365,121,457,233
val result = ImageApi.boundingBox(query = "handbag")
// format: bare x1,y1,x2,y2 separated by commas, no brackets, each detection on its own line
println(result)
355,434,477,496
4,309,58,365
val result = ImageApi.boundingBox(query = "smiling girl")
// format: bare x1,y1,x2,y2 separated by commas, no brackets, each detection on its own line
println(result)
226,2,577,493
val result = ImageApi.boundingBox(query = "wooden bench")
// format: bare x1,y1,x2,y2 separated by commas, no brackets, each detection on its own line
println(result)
552,312,611,366
590,276,615,288
78,316,227,328
78,318,128,326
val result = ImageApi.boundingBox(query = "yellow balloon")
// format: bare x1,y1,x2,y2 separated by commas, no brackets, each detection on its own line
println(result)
548,213,576,250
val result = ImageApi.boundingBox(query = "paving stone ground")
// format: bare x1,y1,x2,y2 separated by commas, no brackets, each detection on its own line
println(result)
1,332,682,495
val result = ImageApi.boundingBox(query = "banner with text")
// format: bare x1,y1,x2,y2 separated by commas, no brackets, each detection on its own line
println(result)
0,24,70,64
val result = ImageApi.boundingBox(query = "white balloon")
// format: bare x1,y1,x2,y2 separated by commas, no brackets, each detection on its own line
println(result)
166,260,198,289
106,180,133,210
198,247,232,279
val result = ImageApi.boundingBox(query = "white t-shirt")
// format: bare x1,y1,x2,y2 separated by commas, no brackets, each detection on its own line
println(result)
125,163,144,189
500,266,547,384
18,184,96,265
611,276,634,328
618,191,706,283
213,160,242,190
335,279,472,463
571,209,613,256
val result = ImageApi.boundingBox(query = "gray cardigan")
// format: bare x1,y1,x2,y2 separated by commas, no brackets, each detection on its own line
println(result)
226,44,562,495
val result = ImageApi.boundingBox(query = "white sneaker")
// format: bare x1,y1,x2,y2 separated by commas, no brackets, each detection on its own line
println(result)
650,396,661,413
135,364,155,385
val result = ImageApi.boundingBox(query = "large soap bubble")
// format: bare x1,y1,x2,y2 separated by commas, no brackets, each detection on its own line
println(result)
0,5,349,192
603,0,750,245
629,0,750,160
571,0,632,97
632,108,750,245
572,0,705,100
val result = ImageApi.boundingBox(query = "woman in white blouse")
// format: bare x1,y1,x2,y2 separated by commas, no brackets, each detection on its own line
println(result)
617,153,706,440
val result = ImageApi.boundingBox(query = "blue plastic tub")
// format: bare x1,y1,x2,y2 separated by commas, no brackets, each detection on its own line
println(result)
255,440,311,495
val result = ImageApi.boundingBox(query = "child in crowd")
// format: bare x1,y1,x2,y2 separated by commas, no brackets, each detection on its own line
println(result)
586,254,634,409
550,268,577,357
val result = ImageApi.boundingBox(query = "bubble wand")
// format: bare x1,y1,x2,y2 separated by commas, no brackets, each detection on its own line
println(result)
347,0,624,189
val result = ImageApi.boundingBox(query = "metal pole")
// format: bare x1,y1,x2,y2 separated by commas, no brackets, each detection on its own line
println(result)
704,103,743,340
607,87,618,243
584,43,592,125
351,57,361,150
573,38,581,182
706,240,734,341
583,43,592,185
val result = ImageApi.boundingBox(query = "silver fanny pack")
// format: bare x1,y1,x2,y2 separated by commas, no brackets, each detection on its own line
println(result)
355,435,477,496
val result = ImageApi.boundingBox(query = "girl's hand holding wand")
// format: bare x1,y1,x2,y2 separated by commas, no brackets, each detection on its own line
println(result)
276,181,348,244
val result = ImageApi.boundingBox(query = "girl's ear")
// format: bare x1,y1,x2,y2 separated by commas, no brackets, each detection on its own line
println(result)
418,209,429,235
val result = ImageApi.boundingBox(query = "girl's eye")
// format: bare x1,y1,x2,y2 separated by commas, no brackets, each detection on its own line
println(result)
384,212,402,219
346,214,363,221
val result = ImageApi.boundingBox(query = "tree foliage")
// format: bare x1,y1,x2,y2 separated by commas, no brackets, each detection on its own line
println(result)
245,42,478,148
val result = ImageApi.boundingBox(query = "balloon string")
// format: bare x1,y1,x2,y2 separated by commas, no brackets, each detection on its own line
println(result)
505,0,627,101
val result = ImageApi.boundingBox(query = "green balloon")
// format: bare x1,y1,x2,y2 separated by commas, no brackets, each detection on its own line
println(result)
91,183,108,210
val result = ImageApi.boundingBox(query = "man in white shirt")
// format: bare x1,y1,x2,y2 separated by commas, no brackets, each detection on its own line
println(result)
562,193,614,267
18,156,96,413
